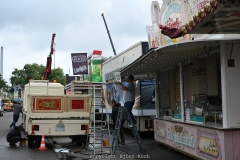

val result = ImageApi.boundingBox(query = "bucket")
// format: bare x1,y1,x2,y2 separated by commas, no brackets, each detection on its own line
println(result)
103,139,109,146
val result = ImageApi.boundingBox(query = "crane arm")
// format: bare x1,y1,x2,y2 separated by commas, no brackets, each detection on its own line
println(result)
43,33,56,80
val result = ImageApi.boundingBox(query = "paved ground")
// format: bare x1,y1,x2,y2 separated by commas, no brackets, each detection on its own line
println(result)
0,112,194,160
0,112,58,160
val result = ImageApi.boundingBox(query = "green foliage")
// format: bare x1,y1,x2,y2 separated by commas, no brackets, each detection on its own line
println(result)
10,63,66,88
0,74,7,90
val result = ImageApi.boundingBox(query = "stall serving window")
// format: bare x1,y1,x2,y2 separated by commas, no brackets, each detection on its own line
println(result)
158,53,223,127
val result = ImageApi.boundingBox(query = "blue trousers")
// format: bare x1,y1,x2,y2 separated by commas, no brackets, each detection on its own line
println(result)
10,115,19,128
124,101,136,124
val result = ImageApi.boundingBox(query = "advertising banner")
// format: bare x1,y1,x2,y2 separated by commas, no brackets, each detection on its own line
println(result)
92,50,102,60
103,82,128,109
71,53,88,75
92,64,102,82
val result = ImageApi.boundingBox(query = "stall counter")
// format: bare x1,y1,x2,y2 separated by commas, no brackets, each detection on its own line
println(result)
154,118,240,160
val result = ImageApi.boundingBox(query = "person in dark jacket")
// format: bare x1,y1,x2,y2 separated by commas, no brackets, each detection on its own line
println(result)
6,125,28,147
111,99,125,144
10,102,23,129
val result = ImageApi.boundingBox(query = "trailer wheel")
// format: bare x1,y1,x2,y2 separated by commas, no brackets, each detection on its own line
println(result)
28,136,34,147
35,136,42,147
76,136,83,146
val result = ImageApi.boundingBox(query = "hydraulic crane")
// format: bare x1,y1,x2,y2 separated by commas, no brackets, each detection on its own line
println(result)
101,13,117,56
43,33,56,80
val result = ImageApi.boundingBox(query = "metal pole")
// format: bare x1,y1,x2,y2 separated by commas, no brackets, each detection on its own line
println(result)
220,41,228,128
54,49,55,78
1,46,3,77
93,85,95,156
154,72,160,118
101,13,117,56
179,62,185,122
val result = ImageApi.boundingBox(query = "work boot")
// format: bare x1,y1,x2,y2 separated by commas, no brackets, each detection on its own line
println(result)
9,144,16,147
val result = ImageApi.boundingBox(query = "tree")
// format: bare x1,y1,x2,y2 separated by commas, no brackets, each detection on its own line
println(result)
0,74,7,90
10,63,66,88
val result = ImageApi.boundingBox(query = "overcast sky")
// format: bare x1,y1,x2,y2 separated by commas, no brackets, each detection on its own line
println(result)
0,0,162,85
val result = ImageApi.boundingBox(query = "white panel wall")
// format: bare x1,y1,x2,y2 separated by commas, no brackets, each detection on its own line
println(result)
224,44,240,127
102,42,143,82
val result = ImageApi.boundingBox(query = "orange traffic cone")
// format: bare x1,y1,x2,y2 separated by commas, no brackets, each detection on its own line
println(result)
38,135,47,150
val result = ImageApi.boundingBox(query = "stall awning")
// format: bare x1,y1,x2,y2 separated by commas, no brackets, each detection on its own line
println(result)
160,0,240,39
120,36,240,80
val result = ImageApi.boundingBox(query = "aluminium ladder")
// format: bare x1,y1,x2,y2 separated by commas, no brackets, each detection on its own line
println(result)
65,81,112,155
111,105,145,155
86,84,112,155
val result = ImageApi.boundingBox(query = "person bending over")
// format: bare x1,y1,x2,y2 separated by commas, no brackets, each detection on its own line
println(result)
10,102,23,129
6,125,28,147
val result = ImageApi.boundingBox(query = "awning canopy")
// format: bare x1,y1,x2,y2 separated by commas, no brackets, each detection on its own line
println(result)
120,36,240,80
160,0,240,39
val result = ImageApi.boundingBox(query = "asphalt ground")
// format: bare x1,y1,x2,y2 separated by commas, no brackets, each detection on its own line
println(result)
0,111,194,160
0,111,58,160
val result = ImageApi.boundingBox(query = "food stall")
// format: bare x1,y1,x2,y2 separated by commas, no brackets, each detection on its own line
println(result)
120,0,240,159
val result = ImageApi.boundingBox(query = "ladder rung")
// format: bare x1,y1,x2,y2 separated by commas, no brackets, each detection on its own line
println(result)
90,112,103,115
91,120,106,123
89,128,109,131
94,146,111,149
88,135,103,139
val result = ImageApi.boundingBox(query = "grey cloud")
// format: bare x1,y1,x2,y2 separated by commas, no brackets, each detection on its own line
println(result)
0,0,152,84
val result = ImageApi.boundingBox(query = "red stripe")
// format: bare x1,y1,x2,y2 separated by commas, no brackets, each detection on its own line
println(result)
92,50,102,56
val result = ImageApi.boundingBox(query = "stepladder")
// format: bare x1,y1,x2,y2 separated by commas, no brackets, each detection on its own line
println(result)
111,105,146,155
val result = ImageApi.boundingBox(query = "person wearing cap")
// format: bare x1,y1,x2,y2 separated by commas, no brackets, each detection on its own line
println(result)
10,101,23,129
118,75,137,126
6,125,28,147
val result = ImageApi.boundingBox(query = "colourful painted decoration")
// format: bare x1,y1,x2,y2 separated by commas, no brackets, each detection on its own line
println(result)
72,100,84,109
156,121,167,141
36,99,61,110
196,129,222,160
154,119,225,160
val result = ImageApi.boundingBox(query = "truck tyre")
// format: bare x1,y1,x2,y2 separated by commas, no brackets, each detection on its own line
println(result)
28,136,34,147
35,136,42,147
71,136,76,143
76,136,84,146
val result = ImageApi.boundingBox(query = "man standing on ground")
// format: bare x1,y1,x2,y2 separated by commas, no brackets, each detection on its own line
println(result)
10,101,23,129
118,75,136,126
111,99,125,144
6,125,28,147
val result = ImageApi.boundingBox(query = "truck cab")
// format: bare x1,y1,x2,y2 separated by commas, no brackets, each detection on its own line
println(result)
23,80,91,147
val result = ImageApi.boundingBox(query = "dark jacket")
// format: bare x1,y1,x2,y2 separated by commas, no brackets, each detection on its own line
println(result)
7,127,25,141
111,103,126,125
10,104,23,116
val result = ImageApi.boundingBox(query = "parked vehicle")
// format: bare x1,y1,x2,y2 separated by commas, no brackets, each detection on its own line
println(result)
23,80,91,147
3,98,13,111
